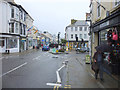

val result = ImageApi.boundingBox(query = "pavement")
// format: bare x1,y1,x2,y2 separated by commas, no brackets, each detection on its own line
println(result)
63,51,120,88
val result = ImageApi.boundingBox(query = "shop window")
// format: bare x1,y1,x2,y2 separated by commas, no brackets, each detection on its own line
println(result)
99,30,108,45
0,40,4,47
7,38,17,48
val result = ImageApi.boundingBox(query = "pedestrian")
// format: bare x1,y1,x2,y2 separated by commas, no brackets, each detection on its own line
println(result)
95,50,111,81
93,51,99,80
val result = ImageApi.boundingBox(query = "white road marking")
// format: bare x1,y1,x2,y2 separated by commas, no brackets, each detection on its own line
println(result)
46,83,62,87
97,82,104,88
57,64,65,72
0,57,4,60
32,56,41,60
56,71,61,83
0,62,27,77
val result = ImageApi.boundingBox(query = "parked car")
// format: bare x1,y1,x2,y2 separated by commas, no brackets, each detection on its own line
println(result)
42,45,50,51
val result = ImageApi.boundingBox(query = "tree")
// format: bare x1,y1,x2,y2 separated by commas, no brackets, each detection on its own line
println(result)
61,39,67,44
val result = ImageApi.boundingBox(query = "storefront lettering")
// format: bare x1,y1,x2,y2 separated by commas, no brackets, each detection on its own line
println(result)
100,21,109,28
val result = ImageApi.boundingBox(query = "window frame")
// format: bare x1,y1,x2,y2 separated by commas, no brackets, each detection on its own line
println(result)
79,27,82,31
71,34,73,39
11,8,14,18
79,34,82,39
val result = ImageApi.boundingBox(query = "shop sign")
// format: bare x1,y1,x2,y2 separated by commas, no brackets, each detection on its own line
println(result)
100,21,109,28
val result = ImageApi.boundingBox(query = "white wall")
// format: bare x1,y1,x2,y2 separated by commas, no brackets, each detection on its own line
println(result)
66,26,89,41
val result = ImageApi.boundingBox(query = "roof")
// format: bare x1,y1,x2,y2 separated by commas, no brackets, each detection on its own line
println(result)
67,20,89,27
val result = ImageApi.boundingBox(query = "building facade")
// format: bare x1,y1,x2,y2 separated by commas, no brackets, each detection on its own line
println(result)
0,0,33,53
90,0,120,57
65,19,89,49
90,0,120,74
26,14,34,50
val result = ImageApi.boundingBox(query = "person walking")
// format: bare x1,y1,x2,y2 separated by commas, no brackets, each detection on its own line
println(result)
96,51,111,81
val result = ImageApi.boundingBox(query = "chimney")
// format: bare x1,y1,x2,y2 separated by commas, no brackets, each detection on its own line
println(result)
71,19,77,24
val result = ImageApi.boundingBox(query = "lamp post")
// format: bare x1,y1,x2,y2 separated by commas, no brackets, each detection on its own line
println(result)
58,32,61,49
58,32,61,45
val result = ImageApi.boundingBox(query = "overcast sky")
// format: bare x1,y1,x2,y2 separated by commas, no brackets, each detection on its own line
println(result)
14,0,90,38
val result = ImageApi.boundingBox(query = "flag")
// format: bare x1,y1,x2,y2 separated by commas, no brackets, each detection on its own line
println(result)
27,26,33,31
34,30,38,34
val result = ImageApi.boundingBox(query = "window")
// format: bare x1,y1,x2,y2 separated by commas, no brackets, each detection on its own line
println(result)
71,27,73,31
75,34,77,38
16,23,18,33
71,34,73,39
23,25,26,35
75,27,77,31
97,5,100,17
11,8,14,18
16,9,19,19
11,23,14,33
115,0,120,6
84,27,87,31
84,34,87,39
0,40,4,47
21,11,23,20
79,27,82,31
24,13,26,21
20,23,22,34
7,38,17,48
79,34,82,39
97,0,101,18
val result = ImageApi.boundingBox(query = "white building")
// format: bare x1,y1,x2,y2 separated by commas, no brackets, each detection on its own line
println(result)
26,14,34,50
65,19,89,49
0,0,31,53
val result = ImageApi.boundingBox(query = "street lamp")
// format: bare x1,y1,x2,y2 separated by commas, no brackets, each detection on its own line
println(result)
58,32,61,45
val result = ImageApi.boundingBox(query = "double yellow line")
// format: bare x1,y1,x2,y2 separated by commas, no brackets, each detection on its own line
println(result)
53,82,61,90
64,85,71,89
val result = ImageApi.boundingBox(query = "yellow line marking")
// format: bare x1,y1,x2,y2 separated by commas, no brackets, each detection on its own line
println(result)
54,85,56,90
57,86,59,90
65,85,71,86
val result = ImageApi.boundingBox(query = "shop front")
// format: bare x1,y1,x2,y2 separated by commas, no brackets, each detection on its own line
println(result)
20,38,26,52
28,37,33,50
92,8,120,75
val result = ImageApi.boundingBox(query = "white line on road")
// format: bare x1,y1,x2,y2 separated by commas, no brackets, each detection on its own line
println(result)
0,62,27,77
46,83,62,87
97,82,104,88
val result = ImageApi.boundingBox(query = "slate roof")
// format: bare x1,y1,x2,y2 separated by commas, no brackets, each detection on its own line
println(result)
67,20,89,27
